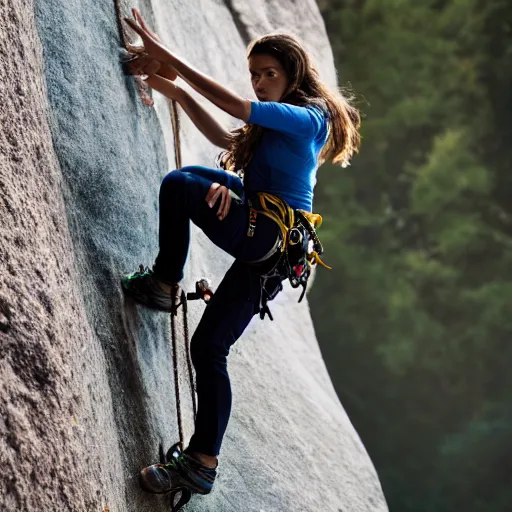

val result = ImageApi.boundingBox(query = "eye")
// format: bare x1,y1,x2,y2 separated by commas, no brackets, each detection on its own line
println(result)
267,72,276,78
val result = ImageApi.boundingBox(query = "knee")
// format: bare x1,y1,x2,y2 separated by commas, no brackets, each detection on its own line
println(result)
190,335,229,370
159,170,193,206
160,169,187,192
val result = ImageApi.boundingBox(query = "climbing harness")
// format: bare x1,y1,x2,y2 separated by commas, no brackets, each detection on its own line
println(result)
247,192,331,321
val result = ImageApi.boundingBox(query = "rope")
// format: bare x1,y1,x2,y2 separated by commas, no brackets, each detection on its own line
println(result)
255,193,295,251
168,95,196,454
255,193,332,270
113,0,129,48
113,2,196,452
170,292,198,452
182,292,197,417
170,299,185,451
170,99,182,169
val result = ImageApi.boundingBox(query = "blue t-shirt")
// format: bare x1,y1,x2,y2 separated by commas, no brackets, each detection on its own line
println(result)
246,101,328,212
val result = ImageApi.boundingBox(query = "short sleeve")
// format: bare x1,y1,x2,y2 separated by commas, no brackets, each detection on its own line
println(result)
248,101,326,140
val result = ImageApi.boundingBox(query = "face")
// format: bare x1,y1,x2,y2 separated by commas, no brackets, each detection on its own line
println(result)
248,54,289,102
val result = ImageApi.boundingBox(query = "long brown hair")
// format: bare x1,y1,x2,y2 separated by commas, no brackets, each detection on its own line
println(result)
219,33,361,173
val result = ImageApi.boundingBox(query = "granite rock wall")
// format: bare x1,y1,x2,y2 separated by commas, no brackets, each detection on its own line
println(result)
0,0,388,510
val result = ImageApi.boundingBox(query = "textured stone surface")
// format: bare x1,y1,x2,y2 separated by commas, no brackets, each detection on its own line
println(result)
0,0,387,510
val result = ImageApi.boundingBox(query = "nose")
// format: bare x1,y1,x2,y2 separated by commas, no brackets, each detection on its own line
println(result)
254,75,266,87
254,79,266,92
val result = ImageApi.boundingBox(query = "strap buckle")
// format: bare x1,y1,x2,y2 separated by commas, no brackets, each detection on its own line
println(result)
247,207,257,237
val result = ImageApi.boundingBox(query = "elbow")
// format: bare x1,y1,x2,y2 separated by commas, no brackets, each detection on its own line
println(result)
227,98,251,122
213,131,230,150
214,140,229,150
238,99,251,122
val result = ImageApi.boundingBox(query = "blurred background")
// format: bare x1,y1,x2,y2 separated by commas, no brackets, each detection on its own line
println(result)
310,1,512,511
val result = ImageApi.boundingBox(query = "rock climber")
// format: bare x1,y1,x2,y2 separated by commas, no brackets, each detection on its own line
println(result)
121,7,361,498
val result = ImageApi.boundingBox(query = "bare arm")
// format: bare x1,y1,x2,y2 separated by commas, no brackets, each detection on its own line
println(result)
145,74,230,149
124,11,252,122
161,54,251,123
179,90,231,149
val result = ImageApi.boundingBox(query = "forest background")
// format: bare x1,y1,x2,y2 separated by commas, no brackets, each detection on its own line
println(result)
311,1,512,511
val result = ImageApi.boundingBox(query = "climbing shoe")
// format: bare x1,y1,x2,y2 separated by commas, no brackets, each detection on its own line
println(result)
121,264,178,312
139,443,217,495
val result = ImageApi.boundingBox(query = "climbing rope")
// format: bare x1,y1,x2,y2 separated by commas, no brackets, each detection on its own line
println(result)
169,281,213,451
170,99,182,170
113,0,128,48
170,289,198,453
113,0,197,457
166,75,196,455
182,295,198,420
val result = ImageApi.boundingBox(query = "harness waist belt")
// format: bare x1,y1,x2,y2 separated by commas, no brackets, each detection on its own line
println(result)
247,233,283,264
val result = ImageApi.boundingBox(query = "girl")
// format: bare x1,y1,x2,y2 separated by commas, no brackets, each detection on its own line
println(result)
121,8,360,497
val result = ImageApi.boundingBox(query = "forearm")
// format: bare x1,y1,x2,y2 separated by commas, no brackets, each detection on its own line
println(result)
146,74,230,148
156,62,177,81
179,90,231,149
144,73,179,105
161,51,251,122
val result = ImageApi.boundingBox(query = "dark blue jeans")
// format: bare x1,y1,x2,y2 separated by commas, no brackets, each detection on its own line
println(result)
153,167,280,456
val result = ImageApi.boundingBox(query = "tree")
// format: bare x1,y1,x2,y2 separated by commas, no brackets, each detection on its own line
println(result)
311,1,512,510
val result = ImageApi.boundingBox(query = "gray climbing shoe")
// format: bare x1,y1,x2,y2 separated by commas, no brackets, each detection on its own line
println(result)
121,264,178,312
139,443,217,495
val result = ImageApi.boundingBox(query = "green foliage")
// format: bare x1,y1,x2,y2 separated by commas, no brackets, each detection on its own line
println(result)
311,1,512,510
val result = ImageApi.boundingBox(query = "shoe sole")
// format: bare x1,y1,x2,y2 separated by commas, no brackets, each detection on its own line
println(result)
138,470,212,496
121,277,174,313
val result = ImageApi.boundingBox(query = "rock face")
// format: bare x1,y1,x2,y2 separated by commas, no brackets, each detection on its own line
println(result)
0,0,388,510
